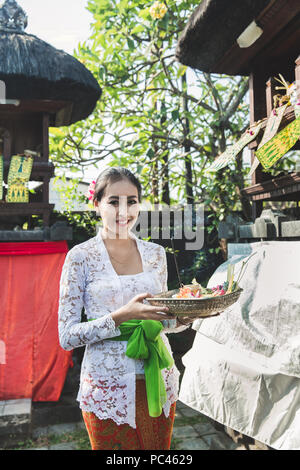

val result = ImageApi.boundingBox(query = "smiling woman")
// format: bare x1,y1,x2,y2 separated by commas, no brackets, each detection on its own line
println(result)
58,166,191,450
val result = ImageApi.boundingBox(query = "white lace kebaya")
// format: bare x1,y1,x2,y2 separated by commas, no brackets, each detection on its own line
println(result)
58,228,187,429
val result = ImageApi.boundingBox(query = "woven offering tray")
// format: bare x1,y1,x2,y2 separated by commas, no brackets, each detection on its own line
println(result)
146,286,243,318
146,249,254,319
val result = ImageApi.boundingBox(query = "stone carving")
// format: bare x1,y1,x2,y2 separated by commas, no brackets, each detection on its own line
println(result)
0,0,28,31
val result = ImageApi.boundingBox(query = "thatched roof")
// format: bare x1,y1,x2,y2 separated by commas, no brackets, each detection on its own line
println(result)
176,0,272,75
0,29,101,125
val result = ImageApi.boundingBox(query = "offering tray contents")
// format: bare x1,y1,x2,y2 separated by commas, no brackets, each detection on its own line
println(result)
172,279,229,299
146,258,252,319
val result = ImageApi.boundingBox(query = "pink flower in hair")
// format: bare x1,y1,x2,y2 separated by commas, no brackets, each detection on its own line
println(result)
86,180,96,201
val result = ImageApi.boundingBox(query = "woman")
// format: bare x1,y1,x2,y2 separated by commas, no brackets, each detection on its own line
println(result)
58,167,192,450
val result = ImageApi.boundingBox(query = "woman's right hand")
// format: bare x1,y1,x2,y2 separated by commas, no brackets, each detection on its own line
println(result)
111,292,174,326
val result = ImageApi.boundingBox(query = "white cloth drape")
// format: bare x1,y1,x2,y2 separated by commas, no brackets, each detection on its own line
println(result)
179,241,300,450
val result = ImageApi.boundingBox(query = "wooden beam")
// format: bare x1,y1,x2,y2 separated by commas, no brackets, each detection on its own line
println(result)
0,202,54,227
43,176,50,205
215,0,300,75
0,99,70,116
43,113,49,162
242,172,300,199
249,71,268,219
3,128,11,159
249,72,268,125
266,77,276,116
0,202,54,214
249,71,267,182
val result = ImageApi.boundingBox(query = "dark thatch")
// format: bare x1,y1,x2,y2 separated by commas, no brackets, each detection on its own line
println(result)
176,0,271,75
0,30,101,125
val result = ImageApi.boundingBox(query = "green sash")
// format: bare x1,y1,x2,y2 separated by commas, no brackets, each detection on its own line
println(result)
89,318,174,417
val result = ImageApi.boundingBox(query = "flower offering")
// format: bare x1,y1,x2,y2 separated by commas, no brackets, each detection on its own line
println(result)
172,260,242,299
172,279,229,299
149,2,167,20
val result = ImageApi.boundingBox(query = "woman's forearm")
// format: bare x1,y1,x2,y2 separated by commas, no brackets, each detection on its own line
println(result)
111,305,132,327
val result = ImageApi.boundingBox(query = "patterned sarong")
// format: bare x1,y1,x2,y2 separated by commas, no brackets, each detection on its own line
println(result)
82,379,176,450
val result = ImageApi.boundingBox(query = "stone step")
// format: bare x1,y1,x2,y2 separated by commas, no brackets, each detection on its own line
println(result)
0,399,32,448
0,394,82,449
31,397,82,429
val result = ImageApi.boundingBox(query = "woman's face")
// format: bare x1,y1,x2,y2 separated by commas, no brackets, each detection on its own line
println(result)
94,178,140,238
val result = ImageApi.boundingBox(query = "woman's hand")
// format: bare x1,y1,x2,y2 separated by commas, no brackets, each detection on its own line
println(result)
111,292,175,327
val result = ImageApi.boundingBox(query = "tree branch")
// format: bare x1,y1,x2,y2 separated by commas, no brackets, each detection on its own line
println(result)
219,78,249,126
160,56,216,113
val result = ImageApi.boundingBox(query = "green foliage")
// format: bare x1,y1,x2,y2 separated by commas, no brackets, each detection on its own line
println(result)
52,175,82,212
49,0,251,224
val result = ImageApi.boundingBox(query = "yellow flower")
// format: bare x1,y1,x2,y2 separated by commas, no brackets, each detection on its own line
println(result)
149,1,167,20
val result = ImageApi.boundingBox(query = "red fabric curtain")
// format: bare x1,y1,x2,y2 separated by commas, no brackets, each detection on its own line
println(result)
0,241,73,401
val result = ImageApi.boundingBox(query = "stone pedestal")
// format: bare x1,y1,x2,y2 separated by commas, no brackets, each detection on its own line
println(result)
218,209,300,242
0,221,73,242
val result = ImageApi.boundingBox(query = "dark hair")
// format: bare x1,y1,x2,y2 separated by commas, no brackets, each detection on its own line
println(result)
93,167,142,203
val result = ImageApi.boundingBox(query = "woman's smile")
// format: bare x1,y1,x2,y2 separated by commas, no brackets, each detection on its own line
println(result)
116,218,131,226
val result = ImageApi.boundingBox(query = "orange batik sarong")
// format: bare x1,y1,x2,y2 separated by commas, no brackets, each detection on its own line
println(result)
82,379,176,450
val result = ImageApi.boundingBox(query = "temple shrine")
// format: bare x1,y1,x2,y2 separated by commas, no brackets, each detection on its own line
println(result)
176,0,300,240
0,0,101,240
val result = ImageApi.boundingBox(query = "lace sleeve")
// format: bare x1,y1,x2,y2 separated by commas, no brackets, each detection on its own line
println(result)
157,245,188,333
158,245,168,293
58,248,121,351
